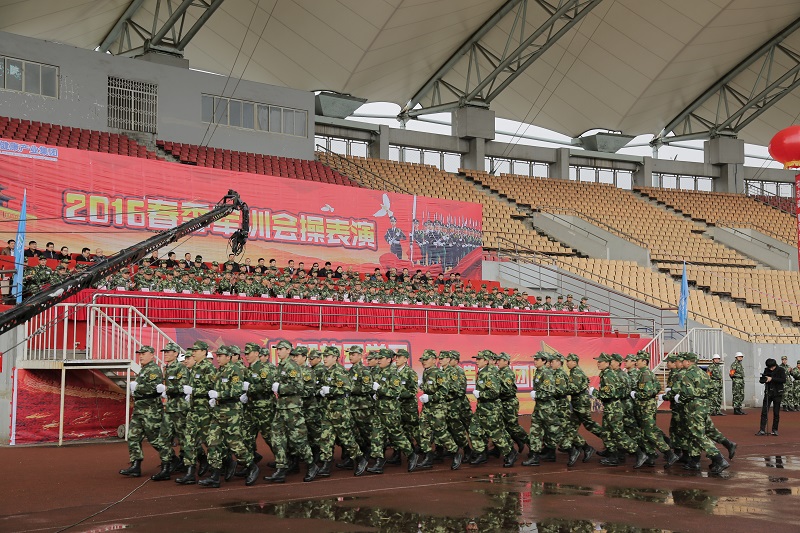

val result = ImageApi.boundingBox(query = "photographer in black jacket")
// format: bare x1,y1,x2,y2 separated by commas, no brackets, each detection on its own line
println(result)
756,358,786,436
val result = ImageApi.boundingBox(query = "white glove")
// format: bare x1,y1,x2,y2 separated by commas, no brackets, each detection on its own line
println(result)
184,394,191,402
321,386,330,396
372,394,377,400
530,390,536,400
272,382,280,393
183,385,192,395
208,390,218,399
588,386,595,397
417,377,423,386
129,381,138,393
209,398,216,407
473,390,481,399
161,391,167,399
372,381,380,391
657,394,664,402
673,394,680,404
664,387,671,394
156,384,166,394
239,393,248,403
419,394,429,403
242,381,250,391
630,391,637,399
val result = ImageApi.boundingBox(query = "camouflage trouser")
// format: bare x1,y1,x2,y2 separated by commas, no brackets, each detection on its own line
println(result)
669,403,687,452
790,381,800,409
704,415,727,444
271,406,313,469
128,400,171,463
319,398,362,462
458,396,473,434
634,398,669,455
419,401,458,453
304,398,323,456
446,399,470,448
501,397,530,448
160,407,187,449
469,401,512,455
732,379,744,408
244,400,275,454
600,399,638,454
682,399,719,458
564,396,604,448
350,407,374,455
398,398,420,448
207,403,253,469
370,400,414,457
622,398,642,443
708,387,723,413
528,399,560,453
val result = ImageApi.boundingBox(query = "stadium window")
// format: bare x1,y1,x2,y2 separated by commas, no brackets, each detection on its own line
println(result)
202,94,306,137
108,77,157,133
598,169,614,185
257,104,269,131
0,56,58,98
201,95,214,123
229,99,242,127
269,106,282,133
214,97,228,125
242,102,255,129
443,152,460,173
283,109,295,136
615,171,632,190
294,110,307,137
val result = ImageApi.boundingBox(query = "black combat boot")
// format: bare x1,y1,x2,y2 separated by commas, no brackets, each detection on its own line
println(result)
488,447,501,458
354,456,369,476
245,462,260,486
417,452,435,470
664,449,679,467
287,456,300,474
407,451,420,472
197,453,209,476
265,468,287,483
683,456,701,471
722,439,737,459
514,438,528,454
462,445,473,463
633,449,649,469
709,454,730,474
596,448,610,457
567,447,581,467
224,456,237,482
318,460,332,477
367,457,386,474
336,457,354,469
119,459,142,477
303,462,320,482
150,461,172,481
451,450,463,470
253,452,263,464
522,452,540,466
169,453,184,473
385,449,401,465
599,450,619,466
503,448,518,468
198,468,221,488
582,445,595,462
541,448,556,462
469,450,488,465
175,465,196,485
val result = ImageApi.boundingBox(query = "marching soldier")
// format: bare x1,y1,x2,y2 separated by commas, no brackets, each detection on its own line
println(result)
416,349,463,470
730,352,746,414
633,352,678,467
154,342,190,479
240,343,274,469
439,351,471,460
495,352,530,455
562,353,602,464
469,350,516,467
344,346,373,468
708,354,724,415
780,356,792,411
523,352,558,467
176,341,216,485
119,346,173,479
394,348,420,460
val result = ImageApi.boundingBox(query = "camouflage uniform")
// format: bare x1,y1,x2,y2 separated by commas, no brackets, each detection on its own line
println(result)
369,349,416,459
790,363,800,411
347,350,374,455
450,351,473,443
665,359,688,453
595,354,639,456
418,349,459,454
295,347,322,458
707,359,724,414
468,350,513,456
206,347,253,470
730,357,745,410
242,346,277,456
496,353,529,451
126,348,171,464
394,350,421,449
318,348,364,462
551,358,572,451
620,356,642,444
632,353,671,456
271,342,315,470
527,353,560,455
160,344,189,460
563,354,603,448
183,343,217,467
440,352,469,449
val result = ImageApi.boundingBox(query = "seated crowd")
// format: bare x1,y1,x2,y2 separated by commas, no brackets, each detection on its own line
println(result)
13,240,591,311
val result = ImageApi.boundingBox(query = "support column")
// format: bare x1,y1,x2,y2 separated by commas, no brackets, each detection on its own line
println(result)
549,147,570,179
369,125,390,160
633,156,655,187
453,106,494,172
706,137,745,193
462,138,486,171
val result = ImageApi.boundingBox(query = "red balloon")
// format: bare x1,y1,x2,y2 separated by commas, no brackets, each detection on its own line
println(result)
768,125,800,168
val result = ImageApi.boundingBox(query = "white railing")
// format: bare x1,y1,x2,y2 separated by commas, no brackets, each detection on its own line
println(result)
640,329,664,370
666,327,723,361
87,305,173,365
23,303,87,362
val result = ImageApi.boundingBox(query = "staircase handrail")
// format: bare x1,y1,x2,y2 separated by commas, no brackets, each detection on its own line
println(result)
315,145,413,195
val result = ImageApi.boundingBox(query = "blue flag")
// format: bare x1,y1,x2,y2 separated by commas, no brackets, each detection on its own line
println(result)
678,260,688,327
13,189,27,304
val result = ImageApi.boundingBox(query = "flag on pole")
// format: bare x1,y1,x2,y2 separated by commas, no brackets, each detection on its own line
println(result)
678,260,688,327
13,189,27,304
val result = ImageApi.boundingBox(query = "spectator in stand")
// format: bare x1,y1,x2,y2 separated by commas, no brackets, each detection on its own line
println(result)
57,246,72,262
77,247,92,263
182,253,193,269
285,259,295,275
333,266,344,279
297,261,306,274
165,252,180,269
93,248,107,262
42,242,59,259
146,251,160,266
241,258,254,274
24,241,41,258
191,255,208,273
1,239,14,255
224,253,240,272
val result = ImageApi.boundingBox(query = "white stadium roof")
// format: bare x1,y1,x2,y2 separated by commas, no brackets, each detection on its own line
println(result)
2,0,800,146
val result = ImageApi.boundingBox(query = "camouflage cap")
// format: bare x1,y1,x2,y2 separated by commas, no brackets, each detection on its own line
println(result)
550,353,565,363
56,265,66,270
190,340,209,351
419,349,437,361
136,345,154,354
273,340,292,350
347,345,364,354
636,351,650,361
308,349,321,360
259,347,271,357
683,352,698,362
377,348,394,359
449,350,461,361
534,351,551,361
610,353,623,363
594,352,612,362
395,348,410,358
497,352,511,362
215,345,229,355
665,354,679,363
565,353,580,362
143,268,154,275
120,268,130,274
324,346,340,357
438,350,451,359
160,342,181,352
624,353,637,361
227,345,241,355
244,342,261,353
366,350,379,360
472,351,491,360
291,346,309,357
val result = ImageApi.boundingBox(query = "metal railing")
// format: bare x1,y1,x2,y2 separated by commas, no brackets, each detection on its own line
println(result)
714,220,794,248
639,329,665,370
315,145,412,194
23,304,86,362
87,291,645,338
533,205,651,250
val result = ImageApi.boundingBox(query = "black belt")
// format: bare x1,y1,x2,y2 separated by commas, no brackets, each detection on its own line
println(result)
167,391,184,399
218,398,238,405
134,392,161,401
601,398,620,404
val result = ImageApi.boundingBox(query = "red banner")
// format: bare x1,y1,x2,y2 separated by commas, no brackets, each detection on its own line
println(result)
796,171,800,270
0,139,482,276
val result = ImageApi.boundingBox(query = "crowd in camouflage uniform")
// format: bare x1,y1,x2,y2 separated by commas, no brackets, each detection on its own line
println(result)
119,342,739,486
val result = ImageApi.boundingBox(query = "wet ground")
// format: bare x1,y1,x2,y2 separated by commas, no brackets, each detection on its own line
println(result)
2,411,800,533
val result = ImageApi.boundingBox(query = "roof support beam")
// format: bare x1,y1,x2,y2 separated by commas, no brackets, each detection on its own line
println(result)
98,0,225,57
653,17,800,147
398,0,602,122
